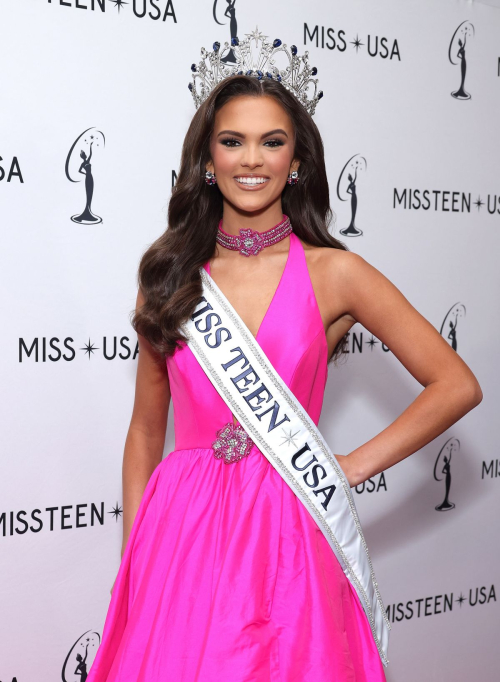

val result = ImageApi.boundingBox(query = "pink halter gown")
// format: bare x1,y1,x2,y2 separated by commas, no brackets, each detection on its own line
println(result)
87,232,386,681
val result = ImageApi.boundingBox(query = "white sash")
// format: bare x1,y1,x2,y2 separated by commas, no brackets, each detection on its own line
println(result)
181,267,391,667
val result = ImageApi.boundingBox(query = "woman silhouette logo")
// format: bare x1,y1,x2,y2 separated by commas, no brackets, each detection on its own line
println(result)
439,302,466,352
61,630,100,682
449,21,475,101
75,649,89,681
65,127,105,225
433,438,459,511
216,0,238,65
336,154,367,237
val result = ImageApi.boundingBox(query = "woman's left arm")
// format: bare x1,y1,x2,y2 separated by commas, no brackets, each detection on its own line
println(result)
332,251,483,487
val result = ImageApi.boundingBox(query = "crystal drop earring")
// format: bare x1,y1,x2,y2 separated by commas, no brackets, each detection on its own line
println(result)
287,170,299,185
205,170,217,185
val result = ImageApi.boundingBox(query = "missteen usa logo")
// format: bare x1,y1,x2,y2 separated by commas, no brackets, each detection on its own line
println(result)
386,583,496,623
393,188,500,215
0,501,122,538
47,0,177,23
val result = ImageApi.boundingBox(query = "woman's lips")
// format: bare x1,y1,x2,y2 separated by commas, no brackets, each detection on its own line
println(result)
233,177,270,190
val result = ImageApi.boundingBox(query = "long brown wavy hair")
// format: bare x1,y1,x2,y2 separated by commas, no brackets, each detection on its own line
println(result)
131,74,351,365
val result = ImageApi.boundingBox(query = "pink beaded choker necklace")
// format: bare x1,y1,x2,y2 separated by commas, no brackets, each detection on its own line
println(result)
216,214,292,257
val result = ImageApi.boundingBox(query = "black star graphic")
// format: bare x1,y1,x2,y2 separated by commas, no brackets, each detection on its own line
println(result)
473,196,484,211
110,0,128,11
81,338,99,359
456,593,466,607
109,503,123,522
367,336,379,350
351,35,364,52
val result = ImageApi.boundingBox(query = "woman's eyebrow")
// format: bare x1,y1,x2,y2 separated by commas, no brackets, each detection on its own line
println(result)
216,128,289,139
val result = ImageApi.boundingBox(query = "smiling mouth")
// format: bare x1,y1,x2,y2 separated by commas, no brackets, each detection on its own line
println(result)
234,176,270,187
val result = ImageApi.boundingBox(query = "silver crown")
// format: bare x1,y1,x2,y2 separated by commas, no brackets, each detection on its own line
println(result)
188,26,324,116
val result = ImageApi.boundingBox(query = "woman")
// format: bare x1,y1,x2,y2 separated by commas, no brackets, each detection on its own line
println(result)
86,72,482,681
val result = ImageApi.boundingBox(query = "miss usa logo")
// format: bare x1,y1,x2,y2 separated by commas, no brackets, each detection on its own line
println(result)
62,630,100,681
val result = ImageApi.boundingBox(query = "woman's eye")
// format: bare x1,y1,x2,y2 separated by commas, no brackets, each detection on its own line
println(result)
219,138,284,148
220,138,241,147
265,139,284,148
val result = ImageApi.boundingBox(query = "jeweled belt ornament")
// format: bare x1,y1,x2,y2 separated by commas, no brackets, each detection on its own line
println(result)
216,214,292,256
212,421,254,464
180,269,391,668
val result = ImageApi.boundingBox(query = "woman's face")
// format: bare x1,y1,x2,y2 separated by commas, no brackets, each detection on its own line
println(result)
207,94,299,213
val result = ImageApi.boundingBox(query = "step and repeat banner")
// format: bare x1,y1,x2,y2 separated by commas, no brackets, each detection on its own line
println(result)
1,0,498,680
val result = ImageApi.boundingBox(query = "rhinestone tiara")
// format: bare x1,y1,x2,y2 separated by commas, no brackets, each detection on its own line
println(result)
188,26,324,116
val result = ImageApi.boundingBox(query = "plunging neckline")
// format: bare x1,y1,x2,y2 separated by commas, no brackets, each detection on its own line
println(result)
205,234,293,427
205,232,293,342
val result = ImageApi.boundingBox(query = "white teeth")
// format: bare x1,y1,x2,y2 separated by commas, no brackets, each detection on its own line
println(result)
235,177,269,185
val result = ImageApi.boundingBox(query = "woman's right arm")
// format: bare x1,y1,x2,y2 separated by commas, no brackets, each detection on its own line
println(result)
121,287,171,559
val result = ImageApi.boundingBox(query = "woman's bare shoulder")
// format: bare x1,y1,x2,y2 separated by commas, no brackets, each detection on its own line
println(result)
297,237,364,282
296,238,368,327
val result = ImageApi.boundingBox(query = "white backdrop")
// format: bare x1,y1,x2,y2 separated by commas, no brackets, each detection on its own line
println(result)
1,1,498,680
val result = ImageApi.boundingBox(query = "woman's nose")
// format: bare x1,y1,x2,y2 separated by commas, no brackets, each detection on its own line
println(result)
241,145,264,168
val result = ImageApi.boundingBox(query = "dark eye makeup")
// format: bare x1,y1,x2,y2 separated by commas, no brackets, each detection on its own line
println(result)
219,137,285,148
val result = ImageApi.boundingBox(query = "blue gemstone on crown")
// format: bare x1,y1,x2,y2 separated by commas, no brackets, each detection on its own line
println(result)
213,41,220,52
276,75,282,82
256,70,263,79
266,71,273,79
246,69,253,76
188,83,193,91
311,66,317,76
273,39,282,48
318,90,323,99
191,64,197,72
231,36,239,46
291,44,297,56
